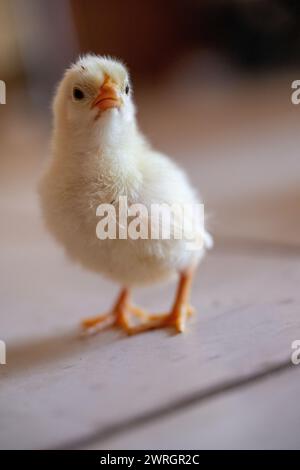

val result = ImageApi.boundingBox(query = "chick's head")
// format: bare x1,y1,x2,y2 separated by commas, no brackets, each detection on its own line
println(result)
53,55,135,132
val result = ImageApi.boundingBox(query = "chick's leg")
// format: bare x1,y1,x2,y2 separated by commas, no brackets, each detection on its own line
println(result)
81,288,130,330
166,270,194,332
127,270,194,335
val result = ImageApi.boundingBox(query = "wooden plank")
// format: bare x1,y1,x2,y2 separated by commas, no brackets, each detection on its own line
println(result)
84,365,300,450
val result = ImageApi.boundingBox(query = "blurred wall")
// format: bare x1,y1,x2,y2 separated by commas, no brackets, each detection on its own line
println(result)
71,0,185,79
0,0,21,82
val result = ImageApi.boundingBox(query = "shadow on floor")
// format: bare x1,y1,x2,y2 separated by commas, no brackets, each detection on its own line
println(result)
0,326,121,376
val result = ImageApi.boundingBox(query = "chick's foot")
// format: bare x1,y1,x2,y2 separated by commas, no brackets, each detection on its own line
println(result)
81,304,194,335
81,289,150,334
81,271,195,335
127,271,195,335
81,313,115,330
81,288,130,332
126,304,194,335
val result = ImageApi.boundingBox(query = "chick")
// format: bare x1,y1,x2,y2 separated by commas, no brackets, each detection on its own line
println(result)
39,54,213,334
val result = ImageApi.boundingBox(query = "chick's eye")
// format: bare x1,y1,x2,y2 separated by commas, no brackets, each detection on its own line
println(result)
125,84,130,95
73,87,85,100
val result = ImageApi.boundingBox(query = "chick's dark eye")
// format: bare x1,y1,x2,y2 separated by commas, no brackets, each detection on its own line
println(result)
125,84,130,95
73,87,84,100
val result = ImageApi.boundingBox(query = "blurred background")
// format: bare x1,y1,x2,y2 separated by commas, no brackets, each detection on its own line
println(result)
1,0,300,450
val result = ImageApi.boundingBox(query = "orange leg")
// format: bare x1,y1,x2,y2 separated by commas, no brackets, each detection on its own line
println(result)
81,288,148,333
81,270,195,335
81,288,129,330
167,269,194,332
126,270,195,335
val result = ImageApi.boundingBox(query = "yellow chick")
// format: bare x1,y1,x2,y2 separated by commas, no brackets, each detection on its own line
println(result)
39,54,213,334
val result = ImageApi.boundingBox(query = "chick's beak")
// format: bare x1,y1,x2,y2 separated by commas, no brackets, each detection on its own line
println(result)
92,76,121,111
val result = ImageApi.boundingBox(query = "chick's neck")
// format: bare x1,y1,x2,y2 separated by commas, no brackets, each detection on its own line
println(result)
55,109,142,193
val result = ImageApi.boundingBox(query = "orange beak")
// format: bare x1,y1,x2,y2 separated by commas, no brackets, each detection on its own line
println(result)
91,76,121,111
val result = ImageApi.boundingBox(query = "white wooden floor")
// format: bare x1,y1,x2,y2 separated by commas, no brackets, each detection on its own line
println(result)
0,72,300,449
